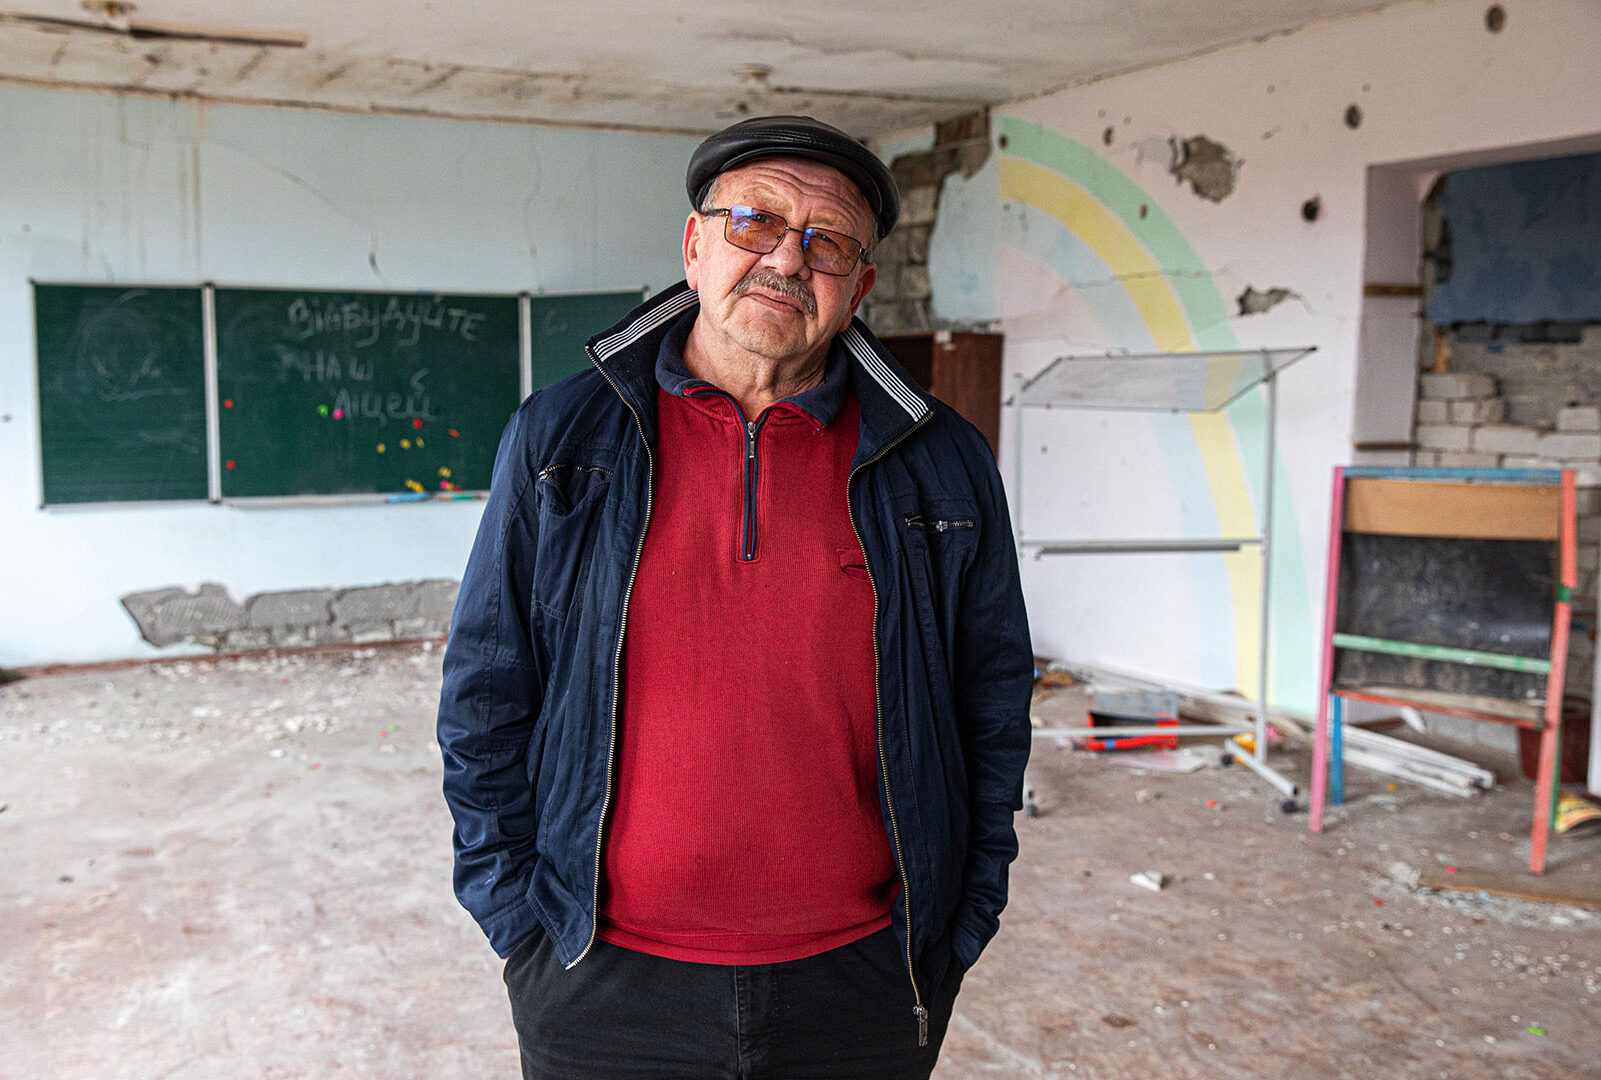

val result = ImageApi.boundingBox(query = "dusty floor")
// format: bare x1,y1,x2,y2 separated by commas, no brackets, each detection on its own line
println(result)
1,645,1597,1080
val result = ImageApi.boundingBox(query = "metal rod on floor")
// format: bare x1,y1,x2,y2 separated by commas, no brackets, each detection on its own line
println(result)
1032,724,1255,739
1227,739,1299,798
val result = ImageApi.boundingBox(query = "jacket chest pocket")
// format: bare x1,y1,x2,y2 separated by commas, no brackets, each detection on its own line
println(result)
532,461,613,621
895,496,980,646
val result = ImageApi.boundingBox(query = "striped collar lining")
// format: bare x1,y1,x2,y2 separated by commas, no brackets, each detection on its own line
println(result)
590,287,699,362
841,323,930,422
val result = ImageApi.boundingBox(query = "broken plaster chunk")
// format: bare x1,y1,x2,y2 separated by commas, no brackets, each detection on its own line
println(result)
1130,871,1167,892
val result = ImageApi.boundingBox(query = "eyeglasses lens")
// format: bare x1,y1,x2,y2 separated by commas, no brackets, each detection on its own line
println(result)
723,207,860,276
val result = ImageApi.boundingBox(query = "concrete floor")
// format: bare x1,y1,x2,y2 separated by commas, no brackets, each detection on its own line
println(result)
1,645,1597,1079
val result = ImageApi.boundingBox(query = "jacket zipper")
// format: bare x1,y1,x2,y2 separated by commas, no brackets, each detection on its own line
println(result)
847,410,933,1046
904,514,975,533
567,346,656,971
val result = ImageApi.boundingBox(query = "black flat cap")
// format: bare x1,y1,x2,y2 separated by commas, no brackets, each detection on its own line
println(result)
686,115,900,240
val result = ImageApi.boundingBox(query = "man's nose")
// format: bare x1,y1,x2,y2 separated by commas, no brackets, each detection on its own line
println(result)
760,228,809,276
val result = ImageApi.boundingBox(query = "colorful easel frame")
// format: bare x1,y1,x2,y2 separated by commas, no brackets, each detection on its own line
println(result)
1309,466,1576,874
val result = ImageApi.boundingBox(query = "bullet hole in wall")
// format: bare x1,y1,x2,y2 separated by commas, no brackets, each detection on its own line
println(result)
1345,104,1363,129
1486,5,1506,32
997,133,1009,150
1103,126,1114,146
1302,197,1322,222
1139,204,1149,220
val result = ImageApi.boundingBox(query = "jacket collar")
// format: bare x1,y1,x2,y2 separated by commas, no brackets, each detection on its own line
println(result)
586,280,933,461
653,308,853,429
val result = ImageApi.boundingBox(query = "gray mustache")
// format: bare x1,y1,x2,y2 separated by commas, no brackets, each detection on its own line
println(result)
733,269,818,318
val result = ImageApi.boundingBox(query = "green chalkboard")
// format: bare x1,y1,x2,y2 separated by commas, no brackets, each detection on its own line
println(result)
530,290,644,389
215,288,521,497
33,284,208,505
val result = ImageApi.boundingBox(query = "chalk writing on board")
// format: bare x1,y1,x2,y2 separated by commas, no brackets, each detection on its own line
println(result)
329,369,437,425
273,345,376,384
286,295,486,347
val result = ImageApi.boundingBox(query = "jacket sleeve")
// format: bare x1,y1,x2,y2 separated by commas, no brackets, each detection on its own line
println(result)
436,401,549,954
949,441,1033,971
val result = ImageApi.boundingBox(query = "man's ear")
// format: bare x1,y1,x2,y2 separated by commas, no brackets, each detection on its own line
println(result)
843,262,877,328
683,213,704,289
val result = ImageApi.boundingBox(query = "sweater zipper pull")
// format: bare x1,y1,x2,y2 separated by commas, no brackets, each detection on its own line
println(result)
914,1004,929,1047
746,420,757,460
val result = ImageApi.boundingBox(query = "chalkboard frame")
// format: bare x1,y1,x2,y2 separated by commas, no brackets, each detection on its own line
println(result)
31,280,211,508
31,281,648,507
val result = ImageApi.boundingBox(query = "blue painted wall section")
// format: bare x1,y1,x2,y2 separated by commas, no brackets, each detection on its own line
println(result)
1428,151,1601,325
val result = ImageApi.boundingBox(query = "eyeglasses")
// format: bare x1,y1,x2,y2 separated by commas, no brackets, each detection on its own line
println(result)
703,206,868,277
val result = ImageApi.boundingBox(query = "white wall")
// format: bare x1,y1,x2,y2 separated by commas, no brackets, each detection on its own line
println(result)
0,85,696,665
928,0,1601,713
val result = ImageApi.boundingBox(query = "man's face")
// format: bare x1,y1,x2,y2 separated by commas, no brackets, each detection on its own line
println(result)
683,156,878,366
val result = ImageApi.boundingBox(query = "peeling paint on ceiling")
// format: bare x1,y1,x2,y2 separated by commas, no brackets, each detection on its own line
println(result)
0,0,1401,134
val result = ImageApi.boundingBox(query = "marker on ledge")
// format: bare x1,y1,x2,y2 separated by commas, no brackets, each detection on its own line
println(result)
386,491,430,503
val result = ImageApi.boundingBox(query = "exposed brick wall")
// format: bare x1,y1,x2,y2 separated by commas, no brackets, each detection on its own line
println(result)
863,111,990,337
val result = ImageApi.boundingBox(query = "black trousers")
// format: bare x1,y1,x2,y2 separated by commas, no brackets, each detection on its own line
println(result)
503,925,963,1080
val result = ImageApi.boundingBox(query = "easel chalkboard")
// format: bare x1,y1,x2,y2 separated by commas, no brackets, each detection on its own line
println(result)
1309,467,1576,873
33,284,208,504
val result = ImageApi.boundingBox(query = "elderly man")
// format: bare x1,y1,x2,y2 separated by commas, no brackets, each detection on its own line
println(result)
438,115,1032,1080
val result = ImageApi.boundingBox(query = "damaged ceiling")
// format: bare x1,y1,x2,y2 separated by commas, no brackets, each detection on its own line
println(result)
0,0,1400,136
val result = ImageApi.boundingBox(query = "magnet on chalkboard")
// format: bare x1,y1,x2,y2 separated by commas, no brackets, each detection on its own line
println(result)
438,467,452,478
317,404,329,417
412,418,423,429
400,439,411,449
376,443,386,453
449,429,460,438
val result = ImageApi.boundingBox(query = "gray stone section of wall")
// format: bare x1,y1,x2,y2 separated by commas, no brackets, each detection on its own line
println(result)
864,110,991,338
121,580,460,652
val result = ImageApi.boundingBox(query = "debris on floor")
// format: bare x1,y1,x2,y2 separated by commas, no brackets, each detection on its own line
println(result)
1129,870,1168,892
3,651,1599,1077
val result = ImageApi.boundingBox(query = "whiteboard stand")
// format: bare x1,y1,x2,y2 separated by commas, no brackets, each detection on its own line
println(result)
1010,347,1315,807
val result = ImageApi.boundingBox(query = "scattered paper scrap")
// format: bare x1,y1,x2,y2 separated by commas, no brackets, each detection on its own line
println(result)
1130,871,1167,892
1110,749,1208,774
1555,793,1601,834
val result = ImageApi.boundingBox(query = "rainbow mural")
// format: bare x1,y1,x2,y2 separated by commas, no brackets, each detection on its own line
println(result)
996,115,1313,712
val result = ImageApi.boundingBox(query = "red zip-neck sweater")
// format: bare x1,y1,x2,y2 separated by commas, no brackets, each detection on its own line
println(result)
596,325,898,965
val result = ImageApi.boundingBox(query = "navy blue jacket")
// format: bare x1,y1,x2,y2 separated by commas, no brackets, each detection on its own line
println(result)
438,282,1032,1016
